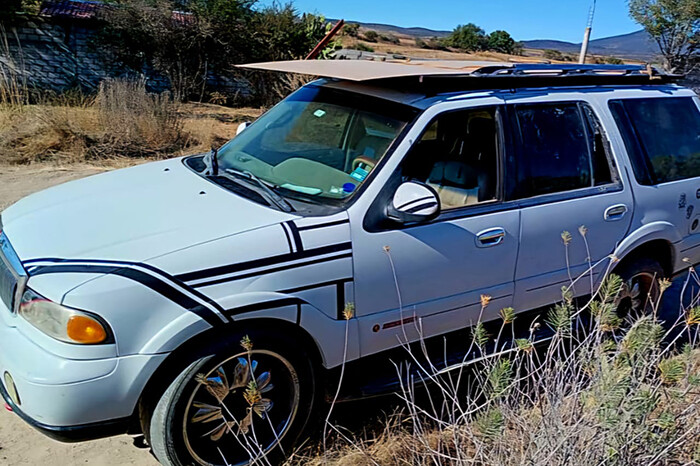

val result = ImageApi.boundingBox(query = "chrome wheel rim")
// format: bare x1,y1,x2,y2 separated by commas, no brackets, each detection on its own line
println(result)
182,350,300,466
616,271,657,319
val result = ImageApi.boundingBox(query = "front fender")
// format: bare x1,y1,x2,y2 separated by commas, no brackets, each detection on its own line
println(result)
140,291,359,369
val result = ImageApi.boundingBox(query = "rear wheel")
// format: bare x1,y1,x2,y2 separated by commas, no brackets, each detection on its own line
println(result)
614,257,665,320
149,329,318,466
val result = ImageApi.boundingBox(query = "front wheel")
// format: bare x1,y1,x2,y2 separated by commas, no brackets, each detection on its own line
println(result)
149,329,318,466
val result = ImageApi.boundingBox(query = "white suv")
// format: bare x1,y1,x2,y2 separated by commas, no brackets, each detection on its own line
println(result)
1,61,699,466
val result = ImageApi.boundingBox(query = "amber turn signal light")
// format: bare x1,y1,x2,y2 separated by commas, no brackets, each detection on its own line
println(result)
67,315,108,344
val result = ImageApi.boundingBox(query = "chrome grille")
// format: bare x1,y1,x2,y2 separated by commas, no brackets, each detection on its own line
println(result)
0,252,16,311
0,231,26,313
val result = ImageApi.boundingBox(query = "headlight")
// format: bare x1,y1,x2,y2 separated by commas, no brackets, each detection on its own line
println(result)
18,289,111,345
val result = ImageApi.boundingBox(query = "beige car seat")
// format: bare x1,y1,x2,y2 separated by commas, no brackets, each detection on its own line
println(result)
427,161,479,209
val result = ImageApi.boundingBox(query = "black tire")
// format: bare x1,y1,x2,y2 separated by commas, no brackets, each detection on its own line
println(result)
149,328,318,466
614,256,665,320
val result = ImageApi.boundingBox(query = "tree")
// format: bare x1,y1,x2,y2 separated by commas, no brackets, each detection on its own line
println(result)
343,22,359,37
0,0,41,19
487,30,516,54
445,23,488,52
100,0,220,101
629,0,699,74
99,1,327,103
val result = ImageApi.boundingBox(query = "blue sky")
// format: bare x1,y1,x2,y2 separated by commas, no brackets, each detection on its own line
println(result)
269,0,641,43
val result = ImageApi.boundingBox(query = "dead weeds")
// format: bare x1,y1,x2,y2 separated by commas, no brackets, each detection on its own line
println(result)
0,79,262,166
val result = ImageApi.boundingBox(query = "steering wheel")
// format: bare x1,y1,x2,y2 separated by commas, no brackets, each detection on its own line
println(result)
351,155,377,172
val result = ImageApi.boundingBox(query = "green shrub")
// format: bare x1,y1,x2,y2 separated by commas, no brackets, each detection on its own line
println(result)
343,22,360,37
606,56,625,64
350,42,374,53
363,29,379,42
543,48,565,61
379,33,400,45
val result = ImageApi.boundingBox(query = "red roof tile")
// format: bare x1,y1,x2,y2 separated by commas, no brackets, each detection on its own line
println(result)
40,0,104,20
40,0,194,24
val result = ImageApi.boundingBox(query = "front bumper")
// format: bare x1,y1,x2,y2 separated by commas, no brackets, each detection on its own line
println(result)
0,309,168,441
1,381,132,442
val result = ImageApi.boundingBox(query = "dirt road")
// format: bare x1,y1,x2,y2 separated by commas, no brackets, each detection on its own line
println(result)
0,164,158,466
0,165,108,210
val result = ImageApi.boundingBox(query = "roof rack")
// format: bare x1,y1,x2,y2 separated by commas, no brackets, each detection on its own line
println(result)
470,63,675,79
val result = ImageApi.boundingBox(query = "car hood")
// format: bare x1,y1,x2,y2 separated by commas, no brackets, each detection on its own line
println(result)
1,158,297,262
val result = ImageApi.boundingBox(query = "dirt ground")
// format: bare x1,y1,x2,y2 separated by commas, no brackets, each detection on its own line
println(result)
0,164,159,466
0,165,107,210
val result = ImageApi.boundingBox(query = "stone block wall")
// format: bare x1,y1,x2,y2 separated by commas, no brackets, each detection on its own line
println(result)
0,15,248,97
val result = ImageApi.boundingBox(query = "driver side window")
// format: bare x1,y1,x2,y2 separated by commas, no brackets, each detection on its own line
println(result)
402,107,501,210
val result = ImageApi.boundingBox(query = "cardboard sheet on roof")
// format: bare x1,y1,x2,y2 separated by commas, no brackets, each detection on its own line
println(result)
237,59,514,82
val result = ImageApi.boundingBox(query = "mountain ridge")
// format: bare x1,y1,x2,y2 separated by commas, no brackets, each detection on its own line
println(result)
334,19,659,60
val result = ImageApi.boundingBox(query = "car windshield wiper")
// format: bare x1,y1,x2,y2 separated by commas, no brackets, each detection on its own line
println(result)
224,168,295,213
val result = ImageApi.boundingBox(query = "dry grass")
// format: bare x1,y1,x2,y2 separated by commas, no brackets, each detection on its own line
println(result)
0,79,262,165
337,36,641,65
289,247,700,466
0,25,29,109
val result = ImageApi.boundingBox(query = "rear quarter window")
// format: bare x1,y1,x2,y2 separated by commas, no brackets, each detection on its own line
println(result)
609,97,700,185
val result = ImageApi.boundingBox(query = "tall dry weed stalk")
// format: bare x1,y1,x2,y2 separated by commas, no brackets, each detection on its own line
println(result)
93,78,183,158
0,24,29,109
306,234,700,466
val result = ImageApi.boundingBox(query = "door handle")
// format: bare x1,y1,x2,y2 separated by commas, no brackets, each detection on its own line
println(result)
476,228,506,247
604,204,628,221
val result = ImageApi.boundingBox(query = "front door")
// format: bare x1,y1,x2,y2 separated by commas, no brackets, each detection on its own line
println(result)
351,103,521,358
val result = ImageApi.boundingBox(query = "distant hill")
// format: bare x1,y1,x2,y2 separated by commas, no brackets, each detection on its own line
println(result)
523,30,659,60
334,20,660,61
332,19,450,38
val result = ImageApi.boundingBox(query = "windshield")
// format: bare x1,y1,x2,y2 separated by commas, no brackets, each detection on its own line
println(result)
216,85,417,203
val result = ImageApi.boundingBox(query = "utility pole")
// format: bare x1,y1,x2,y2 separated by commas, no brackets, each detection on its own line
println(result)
579,0,596,64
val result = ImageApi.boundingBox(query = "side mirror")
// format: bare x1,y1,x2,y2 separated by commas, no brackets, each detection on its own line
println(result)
387,181,440,224
236,121,251,136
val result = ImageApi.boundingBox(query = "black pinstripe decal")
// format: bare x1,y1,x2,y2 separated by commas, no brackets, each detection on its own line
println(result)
286,221,304,252
25,257,226,316
191,253,353,288
176,242,351,283
225,297,306,318
280,223,294,253
28,263,224,326
396,196,434,211
336,281,346,320
406,201,439,214
296,219,350,231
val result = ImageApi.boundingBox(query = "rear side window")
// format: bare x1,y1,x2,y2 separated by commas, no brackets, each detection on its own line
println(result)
508,103,614,200
609,97,700,185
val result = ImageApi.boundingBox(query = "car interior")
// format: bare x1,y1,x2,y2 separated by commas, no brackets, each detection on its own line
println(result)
403,109,500,209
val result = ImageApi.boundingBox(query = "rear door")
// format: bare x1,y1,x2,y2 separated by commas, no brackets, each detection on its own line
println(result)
504,94,634,312
609,94,700,267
